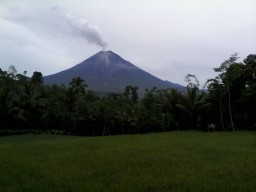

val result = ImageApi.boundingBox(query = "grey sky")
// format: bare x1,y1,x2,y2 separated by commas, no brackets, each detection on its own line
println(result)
0,0,255,86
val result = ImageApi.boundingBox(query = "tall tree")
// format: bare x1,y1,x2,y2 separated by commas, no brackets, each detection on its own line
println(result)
161,89,182,130
31,71,43,85
66,77,87,132
176,87,209,130
207,78,225,131
214,53,239,131
242,54,256,130
176,74,210,130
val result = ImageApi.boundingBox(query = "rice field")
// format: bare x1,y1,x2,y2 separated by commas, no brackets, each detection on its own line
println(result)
1,131,256,192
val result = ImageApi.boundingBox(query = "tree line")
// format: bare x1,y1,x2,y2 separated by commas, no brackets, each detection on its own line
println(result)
0,53,255,136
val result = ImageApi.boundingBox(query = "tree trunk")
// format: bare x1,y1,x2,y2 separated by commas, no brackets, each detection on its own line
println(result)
103,121,107,136
227,85,235,131
219,93,225,131
176,122,180,131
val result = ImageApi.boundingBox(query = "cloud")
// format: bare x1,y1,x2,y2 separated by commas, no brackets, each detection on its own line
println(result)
0,2,108,75
0,0,255,85
2,5,107,50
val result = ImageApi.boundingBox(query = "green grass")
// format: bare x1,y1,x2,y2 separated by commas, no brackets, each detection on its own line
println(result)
1,131,256,192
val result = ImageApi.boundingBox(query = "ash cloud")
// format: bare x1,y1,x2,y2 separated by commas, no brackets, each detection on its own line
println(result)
2,5,107,50
66,13,107,50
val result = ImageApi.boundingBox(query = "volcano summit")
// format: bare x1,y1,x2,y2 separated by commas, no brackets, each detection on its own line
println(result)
44,51,183,93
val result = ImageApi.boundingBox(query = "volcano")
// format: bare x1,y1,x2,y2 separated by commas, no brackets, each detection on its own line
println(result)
44,51,184,93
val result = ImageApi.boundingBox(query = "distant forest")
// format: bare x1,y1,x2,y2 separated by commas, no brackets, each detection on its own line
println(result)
0,53,255,136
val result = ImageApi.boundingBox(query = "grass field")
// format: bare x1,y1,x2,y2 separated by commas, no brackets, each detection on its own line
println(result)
1,131,256,192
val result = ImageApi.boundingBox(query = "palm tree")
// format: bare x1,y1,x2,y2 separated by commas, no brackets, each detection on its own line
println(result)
66,77,87,132
123,86,139,105
161,89,182,130
176,87,210,130
206,78,225,131
69,77,87,95
8,83,48,129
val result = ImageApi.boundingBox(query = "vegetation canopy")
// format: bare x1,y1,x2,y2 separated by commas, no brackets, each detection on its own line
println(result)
0,53,256,136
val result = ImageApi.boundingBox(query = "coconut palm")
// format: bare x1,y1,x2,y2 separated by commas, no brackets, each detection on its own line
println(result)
176,87,210,129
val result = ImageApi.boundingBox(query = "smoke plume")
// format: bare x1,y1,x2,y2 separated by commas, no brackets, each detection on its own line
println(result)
66,13,108,50
2,5,108,51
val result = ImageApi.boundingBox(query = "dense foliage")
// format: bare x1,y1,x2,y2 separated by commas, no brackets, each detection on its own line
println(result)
1,54,255,136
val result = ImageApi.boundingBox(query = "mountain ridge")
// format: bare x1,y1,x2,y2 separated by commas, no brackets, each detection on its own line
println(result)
44,51,184,93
